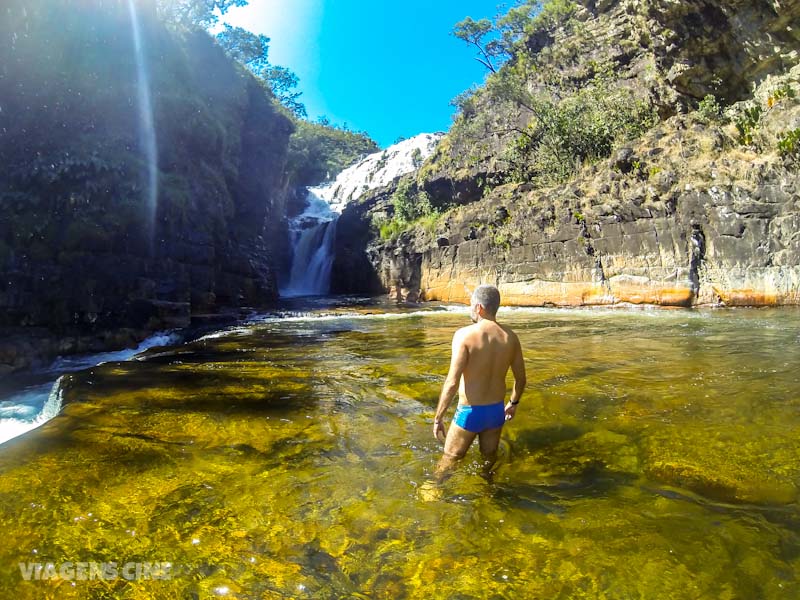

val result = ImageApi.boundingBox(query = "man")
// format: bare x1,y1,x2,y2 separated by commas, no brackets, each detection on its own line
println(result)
432,284,526,480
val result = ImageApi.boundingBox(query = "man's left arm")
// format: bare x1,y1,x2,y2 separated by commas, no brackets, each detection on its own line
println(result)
433,330,468,440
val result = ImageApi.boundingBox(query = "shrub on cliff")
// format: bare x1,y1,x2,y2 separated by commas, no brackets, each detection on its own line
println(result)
445,0,656,188
504,77,657,184
372,178,439,241
391,179,434,223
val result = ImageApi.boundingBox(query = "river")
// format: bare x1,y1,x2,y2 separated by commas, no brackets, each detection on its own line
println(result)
0,299,798,598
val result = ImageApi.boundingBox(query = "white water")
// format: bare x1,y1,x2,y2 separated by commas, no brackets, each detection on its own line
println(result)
0,378,64,447
44,331,181,374
0,331,181,447
281,133,442,297
312,133,443,213
282,190,338,297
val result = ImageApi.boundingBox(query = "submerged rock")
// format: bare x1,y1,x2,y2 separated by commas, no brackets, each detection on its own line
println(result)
640,428,799,505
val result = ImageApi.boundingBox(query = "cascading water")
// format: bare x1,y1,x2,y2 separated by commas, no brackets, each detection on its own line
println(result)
281,133,443,298
282,190,339,297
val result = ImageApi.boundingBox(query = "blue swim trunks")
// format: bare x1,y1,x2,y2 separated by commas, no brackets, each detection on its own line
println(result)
453,402,506,433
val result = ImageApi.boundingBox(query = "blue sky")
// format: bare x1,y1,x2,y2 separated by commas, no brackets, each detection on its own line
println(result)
219,0,501,147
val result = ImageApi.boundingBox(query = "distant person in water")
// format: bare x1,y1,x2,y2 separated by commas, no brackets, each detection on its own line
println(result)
431,284,526,482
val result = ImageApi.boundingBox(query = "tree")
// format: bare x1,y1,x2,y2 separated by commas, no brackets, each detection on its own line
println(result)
452,1,578,72
214,25,307,118
286,121,379,186
156,0,249,30
265,66,307,119
452,17,502,73
215,24,269,69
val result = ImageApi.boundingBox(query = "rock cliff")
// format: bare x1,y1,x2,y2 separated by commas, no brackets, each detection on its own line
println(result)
0,0,293,372
333,0,800,307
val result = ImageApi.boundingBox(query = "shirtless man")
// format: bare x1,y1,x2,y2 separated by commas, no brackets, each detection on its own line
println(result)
432,285,526,479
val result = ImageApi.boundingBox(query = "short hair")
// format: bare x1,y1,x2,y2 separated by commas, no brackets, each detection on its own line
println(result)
472,284,501,316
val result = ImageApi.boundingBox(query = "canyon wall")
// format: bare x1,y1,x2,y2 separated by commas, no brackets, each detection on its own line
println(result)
0,0,293,371
333,0,800,307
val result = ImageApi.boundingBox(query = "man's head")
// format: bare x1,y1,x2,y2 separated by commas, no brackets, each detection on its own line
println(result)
470,284,501,323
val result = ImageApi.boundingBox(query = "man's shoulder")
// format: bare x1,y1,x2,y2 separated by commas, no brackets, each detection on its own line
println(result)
499,323,520,343
454,324,477,339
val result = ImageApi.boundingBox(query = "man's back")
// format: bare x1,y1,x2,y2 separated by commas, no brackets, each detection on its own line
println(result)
431,284,526,487
457,320,521,406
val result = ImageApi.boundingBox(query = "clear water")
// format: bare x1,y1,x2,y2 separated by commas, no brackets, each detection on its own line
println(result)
0,302,798,598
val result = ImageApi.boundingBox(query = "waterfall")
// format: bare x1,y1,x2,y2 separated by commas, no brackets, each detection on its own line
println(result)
281,133,444,298
282,190,339,297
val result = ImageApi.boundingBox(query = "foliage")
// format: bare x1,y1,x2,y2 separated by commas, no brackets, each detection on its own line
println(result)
696,94,724,123
374,216,406,241
450,85,482,119
264,66,307,118
214,25,307,118
484,55,540,113
375,152,390,173
411,148,424,168
285,121,379,186
529,0,578,31
778,128,800,161
503,77,657,184
214,24,268,66
156,0,248,30
392,179,433,223
374,179,440,241
452,17,504,73
734,105,763,146
767,83,797,109
452,0,578,72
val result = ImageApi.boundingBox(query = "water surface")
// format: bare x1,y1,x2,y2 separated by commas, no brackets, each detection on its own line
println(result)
0,303,798,598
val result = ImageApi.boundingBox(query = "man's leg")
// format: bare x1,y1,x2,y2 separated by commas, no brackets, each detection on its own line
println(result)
434,422,477,483
478,425,503,478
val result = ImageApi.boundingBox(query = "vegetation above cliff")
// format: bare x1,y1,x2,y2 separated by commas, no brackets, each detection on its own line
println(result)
367,0,800,243
285,120,380,187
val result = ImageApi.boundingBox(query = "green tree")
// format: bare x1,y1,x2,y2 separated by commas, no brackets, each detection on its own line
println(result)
452,17,503,73
391,179,434,223
265,66,307,119
214,25,307,118
215,24,269,69
452,1,578,72
156,0,248,30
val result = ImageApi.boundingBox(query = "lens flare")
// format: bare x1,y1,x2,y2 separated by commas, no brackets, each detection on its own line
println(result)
126,0,158,254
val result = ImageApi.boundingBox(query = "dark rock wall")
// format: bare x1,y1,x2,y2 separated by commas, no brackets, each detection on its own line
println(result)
0,0,292,369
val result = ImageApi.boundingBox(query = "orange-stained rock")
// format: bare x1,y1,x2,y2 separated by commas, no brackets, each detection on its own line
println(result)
714,289,780,307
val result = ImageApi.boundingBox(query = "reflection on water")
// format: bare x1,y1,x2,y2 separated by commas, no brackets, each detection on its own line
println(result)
0,304,799,598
